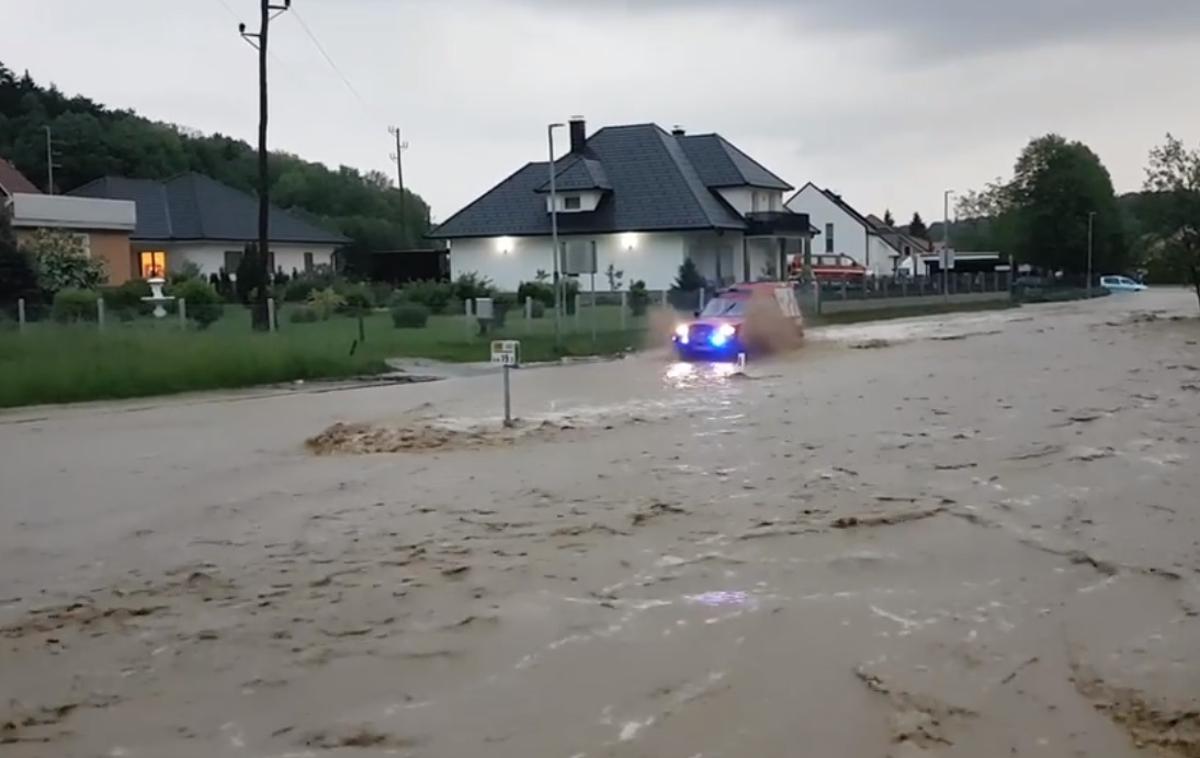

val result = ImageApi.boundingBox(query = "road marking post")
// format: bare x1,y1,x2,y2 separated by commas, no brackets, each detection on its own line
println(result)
17,298,26,332
96,298,106,331
178,298,187,329
268,297,278,332
491,340,520,427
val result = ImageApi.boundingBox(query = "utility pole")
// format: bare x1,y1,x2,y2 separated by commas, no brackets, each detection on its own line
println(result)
548,122,565,347
239,0,291,331
44,126,60,194
1087,211,1096,299
388,126,409,245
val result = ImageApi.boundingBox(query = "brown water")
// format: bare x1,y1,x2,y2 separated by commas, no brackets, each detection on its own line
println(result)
1,290,1198,757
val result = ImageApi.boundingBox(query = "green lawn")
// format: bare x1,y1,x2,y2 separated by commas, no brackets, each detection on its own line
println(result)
0,304,649,408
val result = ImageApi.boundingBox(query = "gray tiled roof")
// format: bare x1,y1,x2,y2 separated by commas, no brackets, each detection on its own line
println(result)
68,173,347,244
431,123,787,239
678,134,793,191
535,157,612,192
0,157,41,196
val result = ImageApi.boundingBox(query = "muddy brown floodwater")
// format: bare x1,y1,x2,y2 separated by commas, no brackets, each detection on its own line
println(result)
2,291,1198,758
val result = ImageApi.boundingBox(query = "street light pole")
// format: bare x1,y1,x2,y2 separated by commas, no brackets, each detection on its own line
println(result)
1087,211,1096,299
547,122,565,346
943,189,954,300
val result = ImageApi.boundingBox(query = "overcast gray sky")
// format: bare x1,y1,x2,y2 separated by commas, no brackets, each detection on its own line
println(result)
4,0,1199,223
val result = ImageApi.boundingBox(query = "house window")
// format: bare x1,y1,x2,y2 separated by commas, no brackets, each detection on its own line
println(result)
139,251,167,279
224,250,242,273
563,195,581,210
304,252,314,272
825,223,835,254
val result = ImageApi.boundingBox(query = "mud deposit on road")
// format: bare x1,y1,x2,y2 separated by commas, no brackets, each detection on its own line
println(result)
2,291,1199,757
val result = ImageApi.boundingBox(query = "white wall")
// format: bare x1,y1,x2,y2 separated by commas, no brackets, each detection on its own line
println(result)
716,188,783,215
449,232,687,291
868,236,899,275
161,242,337,277
544,190,604,213
787,185,873,272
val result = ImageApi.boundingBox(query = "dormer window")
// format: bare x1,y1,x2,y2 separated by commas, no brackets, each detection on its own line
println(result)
563,195,581,210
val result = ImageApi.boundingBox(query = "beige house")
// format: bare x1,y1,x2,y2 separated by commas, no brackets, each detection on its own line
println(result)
2,158,138,279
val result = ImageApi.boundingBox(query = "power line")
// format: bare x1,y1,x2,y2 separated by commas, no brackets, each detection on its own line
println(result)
289,6,376,120
213,0,240,22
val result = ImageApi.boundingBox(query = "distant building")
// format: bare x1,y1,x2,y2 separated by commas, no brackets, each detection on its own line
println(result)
3,157,139,279
429,118,813,290
70,173,347,282
786,183,929,277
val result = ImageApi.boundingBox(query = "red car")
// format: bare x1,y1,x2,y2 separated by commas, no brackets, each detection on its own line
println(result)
789,254,867,283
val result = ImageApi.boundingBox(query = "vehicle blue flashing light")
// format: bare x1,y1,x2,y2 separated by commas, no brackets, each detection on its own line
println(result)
710,332,728,347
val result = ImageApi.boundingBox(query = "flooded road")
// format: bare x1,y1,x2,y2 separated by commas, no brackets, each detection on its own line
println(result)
2,291,1198,757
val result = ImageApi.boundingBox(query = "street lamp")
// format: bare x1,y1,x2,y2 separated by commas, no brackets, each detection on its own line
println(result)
943,189,954,299
1087,211,1097,299
547,122,565,346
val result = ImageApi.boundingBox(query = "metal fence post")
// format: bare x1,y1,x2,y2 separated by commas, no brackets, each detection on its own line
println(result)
840,279,847,300
178,298,187,328
660,289,668,309
465,298,474,337
96,298,106,330
620,291,627,331
574,293,581,332
17,298,26,332
698,289,706,313
524,296,532,334
268,297,277,332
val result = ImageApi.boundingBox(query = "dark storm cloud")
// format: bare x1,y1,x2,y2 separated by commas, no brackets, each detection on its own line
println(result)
507,0,1200,58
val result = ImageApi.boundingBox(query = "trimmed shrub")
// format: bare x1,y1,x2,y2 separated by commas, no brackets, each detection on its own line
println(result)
394,279,453,314
52,288,99,323
391,303,431,328
335,281,374,313
284,276,320,303
289,306,320,324
451,272,494,303
170,279,224,329
307,287,345,320
517,280,555,308
530,300,546,319
628,279,650,316
370,281,395,307
102,279,151,313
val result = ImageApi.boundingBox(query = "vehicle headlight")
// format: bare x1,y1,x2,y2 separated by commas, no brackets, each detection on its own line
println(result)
718,323,736,338
675,323,689,344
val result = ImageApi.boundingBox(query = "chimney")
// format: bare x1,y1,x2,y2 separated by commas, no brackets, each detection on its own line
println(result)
568,116,586,154
671,125,686,136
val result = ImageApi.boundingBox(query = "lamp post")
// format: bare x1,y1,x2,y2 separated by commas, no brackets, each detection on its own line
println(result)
1087,211,1096,299
547,122,565,345
943,189,954,299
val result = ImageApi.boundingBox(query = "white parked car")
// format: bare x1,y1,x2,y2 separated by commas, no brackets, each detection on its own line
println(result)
1099,275,1147,293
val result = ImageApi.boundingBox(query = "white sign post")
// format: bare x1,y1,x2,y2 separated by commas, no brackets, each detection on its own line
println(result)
491,340,520,427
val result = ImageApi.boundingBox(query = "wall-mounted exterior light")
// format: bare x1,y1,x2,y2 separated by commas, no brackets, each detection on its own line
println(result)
496,236,514,255
620,232,639,251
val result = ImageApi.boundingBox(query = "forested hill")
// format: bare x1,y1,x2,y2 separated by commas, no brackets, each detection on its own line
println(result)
0,63,428,258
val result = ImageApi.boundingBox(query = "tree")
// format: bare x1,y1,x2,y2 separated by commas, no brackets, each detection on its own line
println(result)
882,209,895,227
19,228,106,293
909,213,929,240
1006,134,1126,275
0,62,432,254
0,208,39,306
1142,133,1200,309
672,258,705,292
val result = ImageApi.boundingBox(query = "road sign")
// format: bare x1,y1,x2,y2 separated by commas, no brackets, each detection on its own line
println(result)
942,247,956,271
490,340,520,366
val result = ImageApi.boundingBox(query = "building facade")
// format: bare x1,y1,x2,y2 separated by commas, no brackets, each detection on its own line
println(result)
431,119,812,291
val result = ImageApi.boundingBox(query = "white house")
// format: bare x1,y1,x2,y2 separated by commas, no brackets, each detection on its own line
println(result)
430,118,814,290
69,173,347,281
786,183,929,276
